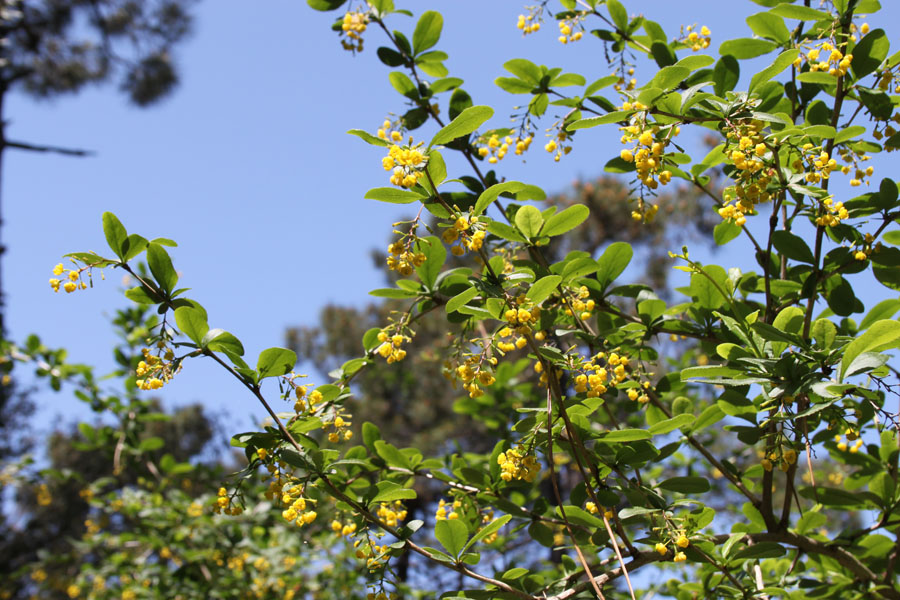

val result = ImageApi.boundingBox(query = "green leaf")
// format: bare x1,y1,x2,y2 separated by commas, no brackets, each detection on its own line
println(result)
834,125,867,144
122,234,149,261
125,286,161,305
473,181,530,216
691,271,728,310
389,71,417,98
364,187,425,204
174,307,209,345
733,542,786,560
370,288,418,299
347,128,391,147
542,205,589,237
372,481,417,503
769,4,830,20
606,0,628,30
462,514,511,553
147,243,178,294
840,319,900,380
690,405,725,433
746,12,790,43
568,110,633,131
139,436,165,452
257,347,297,380
430,106,493,148
852,29,889,80
102,212,127,260
412,10,443,54
435,518,469,558
657,476,710,494
859,299,900,330
596,242,633,288
306,0,346,10
720,38,777,59
415,236,446,290
602,429,652,442
503,58,541,84
749,49,799,92
514,205,543,239
772,230,816,263
528,275,562,304
649,66,690,90
648,414,694,435
202,329,245,356
446,286,479,313
714,220,742,245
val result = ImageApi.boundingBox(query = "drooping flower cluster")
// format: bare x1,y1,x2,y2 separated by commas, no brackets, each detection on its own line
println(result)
323,411,353,443
331,518,358,537
563,285,596,322
572,351,632,398
835,429,864,453
339,10,368,52
135,345,179,391
375,327,409,363
557,17,583,44
796,39,852,78
454,355,497,398
435,497,462,520
442,214,486,256
497,446,540,482
516,12,540,35
718,120,775,226
382,135,428,188
213,486,243,516
386,237,426,275
680,25,711,51
476,131,533,164
376,500,408,527
814,197,849,228
280,484,317,527
49,263,89,294
618,109,677,192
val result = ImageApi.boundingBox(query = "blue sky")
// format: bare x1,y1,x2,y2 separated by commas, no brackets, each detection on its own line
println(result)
5,0,897,436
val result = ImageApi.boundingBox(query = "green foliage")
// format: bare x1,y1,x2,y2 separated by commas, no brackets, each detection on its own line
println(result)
7,1,900,599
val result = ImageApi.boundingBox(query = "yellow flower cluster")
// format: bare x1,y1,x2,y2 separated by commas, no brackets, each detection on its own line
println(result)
794,143,838,185
435,497,463,520
719,121,775,226
355,538,390,572
558,18,583,44
835,429,864,453
503,298,541,330
331,519,358,537
760,446,798,472
585,501,614,519
573,351,630,398
815,197,849,228
292,383,323,414
497,446,540,482
36,483,52,506
50,263,88,294
476,132,533,164
544,131,572,162
681,25,711,51
836,145,875,187
516,13,540,34
340,10,368,52
564,285,595,321
324,412,353,443
377,500,408,527
853,233,878,261
280,486,317,527
375,329,408,363
618,116,676,191
386,238,426,275
443,214,486,255
213,486,243,516
495,325,529,353
135,346,178,391
797,40,852,78
382,137,428,188
455,356,497,398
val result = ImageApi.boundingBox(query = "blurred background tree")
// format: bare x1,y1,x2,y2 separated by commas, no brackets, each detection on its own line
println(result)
0,0,197,467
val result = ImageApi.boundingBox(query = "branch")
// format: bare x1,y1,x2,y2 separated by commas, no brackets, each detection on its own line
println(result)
2,139,94,156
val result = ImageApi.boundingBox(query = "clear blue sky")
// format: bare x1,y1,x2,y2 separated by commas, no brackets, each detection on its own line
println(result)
5,1,897,436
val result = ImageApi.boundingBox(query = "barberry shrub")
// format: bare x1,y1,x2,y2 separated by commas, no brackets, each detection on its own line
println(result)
10,0,900,598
